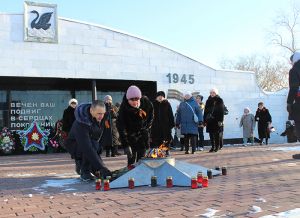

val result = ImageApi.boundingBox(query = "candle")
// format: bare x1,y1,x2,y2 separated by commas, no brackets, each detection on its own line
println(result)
95,179,101,190
128,177,135,189
197,172,203,183
166,176,173,188
207,169,213,179
191,177,198,189
222,166,227,175
202,176,208,187
151,176,157,187
103,179,110,191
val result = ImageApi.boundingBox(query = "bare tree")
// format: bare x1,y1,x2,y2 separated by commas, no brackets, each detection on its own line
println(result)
219,54,289,92
269,2,300,55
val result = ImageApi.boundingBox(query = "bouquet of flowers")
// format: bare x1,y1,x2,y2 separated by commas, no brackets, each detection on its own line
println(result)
50,120,67,149
0,127,15,154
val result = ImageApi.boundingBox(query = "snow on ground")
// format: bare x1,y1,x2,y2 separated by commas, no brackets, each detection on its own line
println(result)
256,197,267,203
249,205,262,214
271,146,300,152
260,208,300,218
6,173,36,177
196,208,219,217
41,178,79,188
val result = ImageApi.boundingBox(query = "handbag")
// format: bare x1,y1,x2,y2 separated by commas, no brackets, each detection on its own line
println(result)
206,102,216,121
185,102,198,123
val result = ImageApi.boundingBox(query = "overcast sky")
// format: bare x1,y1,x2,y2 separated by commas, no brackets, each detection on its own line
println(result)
0,0,297,68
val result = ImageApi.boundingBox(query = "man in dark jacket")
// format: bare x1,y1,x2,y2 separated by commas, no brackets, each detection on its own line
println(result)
151,91,174,155
117,85,154,166
204,88,224,152
288,52,300,159
64,100,111,181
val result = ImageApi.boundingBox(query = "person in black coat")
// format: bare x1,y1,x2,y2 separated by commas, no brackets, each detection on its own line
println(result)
64,100,111,181
62,98,78,133
288,52,300,142
203,88,224,152
103,95,121,157
255,102,272,145
117,85,154,166
151,91,175,154
288,52,300,159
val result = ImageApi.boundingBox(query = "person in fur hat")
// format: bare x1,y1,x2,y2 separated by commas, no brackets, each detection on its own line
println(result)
288,51,300,159
117,85,154,165
203,88,224,152
151,91,175,155
62,98,78,133
176,91,203,154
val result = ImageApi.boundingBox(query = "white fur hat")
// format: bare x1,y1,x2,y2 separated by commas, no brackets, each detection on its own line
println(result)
68,98,78,106
210,88,219,95
104,95,112,102
183,91,192,99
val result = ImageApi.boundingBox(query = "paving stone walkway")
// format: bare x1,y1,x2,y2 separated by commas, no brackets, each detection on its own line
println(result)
0,143,300,218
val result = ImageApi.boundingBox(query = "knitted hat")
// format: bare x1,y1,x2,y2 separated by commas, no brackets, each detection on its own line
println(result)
156,91,165,98
68,98,78,106
126,85,142,100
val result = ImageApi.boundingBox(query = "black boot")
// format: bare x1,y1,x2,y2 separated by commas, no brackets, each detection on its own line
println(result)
80,171,95,182
185,144,190,154
75,159,81,175
265,139,268,145
106,149,110,157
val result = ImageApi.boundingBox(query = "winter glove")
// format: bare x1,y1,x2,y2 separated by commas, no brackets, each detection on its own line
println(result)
287,103,292,113
99,167,112,179
124,146,133,159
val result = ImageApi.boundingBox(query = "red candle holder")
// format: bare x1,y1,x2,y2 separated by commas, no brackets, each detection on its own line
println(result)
202,176,208,187
103,179,110,191
128,177,135,189
166,176,173,188
95,179,101,190
191,177,198,189
197,172,203,183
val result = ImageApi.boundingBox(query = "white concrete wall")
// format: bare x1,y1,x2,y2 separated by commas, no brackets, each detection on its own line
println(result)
0,14,288,143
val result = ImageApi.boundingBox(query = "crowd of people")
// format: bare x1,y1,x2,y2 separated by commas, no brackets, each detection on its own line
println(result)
59,87,273,181
58,50,300,180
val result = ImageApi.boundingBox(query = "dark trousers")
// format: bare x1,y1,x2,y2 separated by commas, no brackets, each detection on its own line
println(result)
197,127,204,148
184,134,197,152
128,146,146,165
296,121,300,142
209,132,222,151
219,131,224,149
81,152,105,174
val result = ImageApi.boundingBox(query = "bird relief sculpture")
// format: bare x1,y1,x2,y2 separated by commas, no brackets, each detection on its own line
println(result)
27,10,55,38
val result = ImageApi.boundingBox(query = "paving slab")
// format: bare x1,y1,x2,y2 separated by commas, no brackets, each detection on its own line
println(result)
1,143,300,217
